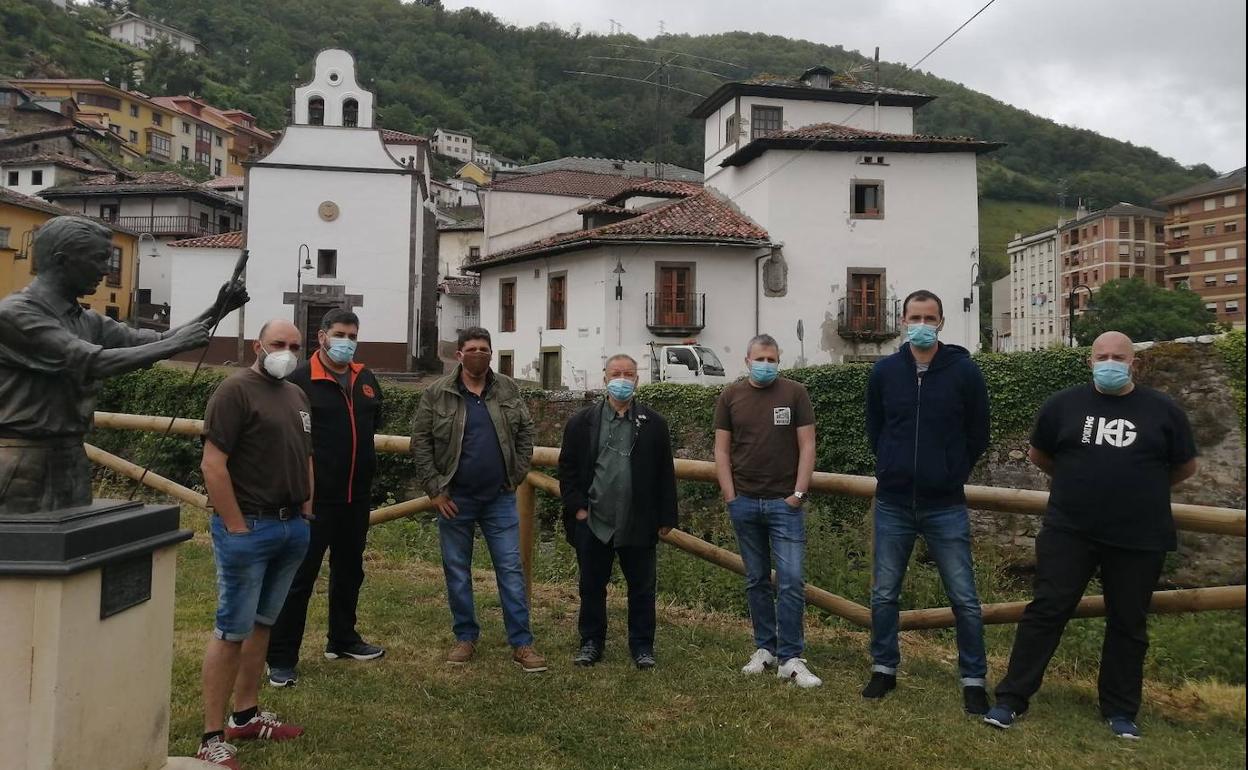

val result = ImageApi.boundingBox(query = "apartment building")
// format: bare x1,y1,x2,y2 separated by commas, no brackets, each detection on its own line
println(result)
1058,203,1166,337
1156,167,1246,328
432,128,474,161
151,96,234,178
1006,225,1061,350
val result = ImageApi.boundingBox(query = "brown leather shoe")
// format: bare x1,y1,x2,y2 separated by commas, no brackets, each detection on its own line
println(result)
512,645,547,673
446,640,476,665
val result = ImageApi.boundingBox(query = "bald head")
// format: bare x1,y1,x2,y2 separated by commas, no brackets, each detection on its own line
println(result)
253,319,302,365
1090,331,1134,365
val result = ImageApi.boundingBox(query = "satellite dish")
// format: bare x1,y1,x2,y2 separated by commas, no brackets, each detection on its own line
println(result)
796,319,804,341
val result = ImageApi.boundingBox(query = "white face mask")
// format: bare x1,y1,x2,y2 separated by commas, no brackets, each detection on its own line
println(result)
260,344,299,380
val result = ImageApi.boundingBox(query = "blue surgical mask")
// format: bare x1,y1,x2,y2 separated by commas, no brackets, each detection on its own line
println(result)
906,323,939,350
606,378,635,401
325,337,357,365
748,361,779,386
1092,360,1131,393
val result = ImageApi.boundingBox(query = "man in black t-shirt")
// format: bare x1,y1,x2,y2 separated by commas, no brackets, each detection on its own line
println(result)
984,331,1198,740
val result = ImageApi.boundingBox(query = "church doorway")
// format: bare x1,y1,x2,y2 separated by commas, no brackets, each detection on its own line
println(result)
303,303,336,358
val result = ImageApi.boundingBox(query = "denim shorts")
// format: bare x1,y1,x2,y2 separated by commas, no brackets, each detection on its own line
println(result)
210,514,310,642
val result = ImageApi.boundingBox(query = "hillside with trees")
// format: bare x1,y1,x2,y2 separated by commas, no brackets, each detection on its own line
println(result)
3,0,1219,213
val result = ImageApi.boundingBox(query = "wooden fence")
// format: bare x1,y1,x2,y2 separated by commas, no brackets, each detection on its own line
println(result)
90,411,1247,631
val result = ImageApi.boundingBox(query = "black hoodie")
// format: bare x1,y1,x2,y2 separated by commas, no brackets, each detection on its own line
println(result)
865,342,990,509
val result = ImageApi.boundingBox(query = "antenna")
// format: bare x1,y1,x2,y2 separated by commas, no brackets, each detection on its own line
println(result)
608,19,623,35
659,19,666,36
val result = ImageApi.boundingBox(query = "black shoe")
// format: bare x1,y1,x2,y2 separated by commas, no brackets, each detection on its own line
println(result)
325,640,386,661
861,672,897,699
963,685,991,715
634,651,657,670
574,640,603,667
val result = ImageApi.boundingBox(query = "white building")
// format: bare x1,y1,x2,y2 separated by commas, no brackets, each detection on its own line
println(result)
223,49,430,371
470,182,770,389
1005,225,1060,351
472,145,493,169
0,154,109,196
694,66,1000,362
168,230,246,359
432,128,474,162
482,170,657,256
990,275,1012,352
107,12,199,54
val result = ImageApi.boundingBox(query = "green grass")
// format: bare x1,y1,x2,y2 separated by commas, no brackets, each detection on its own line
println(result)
979,198,1065,278
162,506,1246,770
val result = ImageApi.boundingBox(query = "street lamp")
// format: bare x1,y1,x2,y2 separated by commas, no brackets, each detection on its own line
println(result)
294,243,314,322
1068,283,1092,346
131,232,157,328
613,257,625,300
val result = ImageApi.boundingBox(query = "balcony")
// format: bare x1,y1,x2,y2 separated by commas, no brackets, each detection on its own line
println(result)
837,296,901,341
1165,238,1188,250
645,292,705,336
111,216,226,237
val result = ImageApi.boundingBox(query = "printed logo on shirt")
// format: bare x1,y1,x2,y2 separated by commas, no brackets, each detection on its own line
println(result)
1082,416,1137,448
299,410,312,433
362,384,375,398
773,407,791,426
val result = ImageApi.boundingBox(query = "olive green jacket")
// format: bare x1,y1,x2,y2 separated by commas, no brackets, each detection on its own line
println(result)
409,366,535,498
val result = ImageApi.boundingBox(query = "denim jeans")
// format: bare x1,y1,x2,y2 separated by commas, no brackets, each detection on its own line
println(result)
210,514,310,642
727,495,806,663
870,499,987,685
437,491,533,647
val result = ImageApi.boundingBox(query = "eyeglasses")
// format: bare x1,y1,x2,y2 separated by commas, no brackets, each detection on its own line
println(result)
602,415,638,458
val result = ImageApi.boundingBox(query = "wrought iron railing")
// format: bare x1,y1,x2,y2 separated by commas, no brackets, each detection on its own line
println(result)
645,292,706,333
837,295,901,340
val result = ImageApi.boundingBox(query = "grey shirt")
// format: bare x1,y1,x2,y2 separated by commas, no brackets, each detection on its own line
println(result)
0,283,158,437
588,400,634,544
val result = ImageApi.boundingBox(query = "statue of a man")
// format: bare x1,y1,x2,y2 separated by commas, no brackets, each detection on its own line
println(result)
0,215,248,515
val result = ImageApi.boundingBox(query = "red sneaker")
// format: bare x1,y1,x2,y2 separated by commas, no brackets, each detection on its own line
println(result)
195,736,241,768
225,710,305,741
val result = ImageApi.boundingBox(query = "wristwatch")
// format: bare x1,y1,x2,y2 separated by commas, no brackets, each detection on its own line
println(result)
792,490,806,501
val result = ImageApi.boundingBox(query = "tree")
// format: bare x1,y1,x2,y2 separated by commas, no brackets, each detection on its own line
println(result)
1073,278,1216,345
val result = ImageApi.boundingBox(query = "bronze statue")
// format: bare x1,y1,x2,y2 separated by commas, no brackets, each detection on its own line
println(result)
0,215,248,514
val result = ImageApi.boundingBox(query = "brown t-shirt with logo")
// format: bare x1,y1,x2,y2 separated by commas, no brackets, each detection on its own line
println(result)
713,377,815,498
204,368,313,513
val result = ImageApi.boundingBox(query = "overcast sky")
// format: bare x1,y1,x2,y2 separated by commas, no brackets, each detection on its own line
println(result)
441,0,1246,172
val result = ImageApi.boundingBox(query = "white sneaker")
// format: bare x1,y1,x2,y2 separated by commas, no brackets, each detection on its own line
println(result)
741,648,778,675
777,658,823,688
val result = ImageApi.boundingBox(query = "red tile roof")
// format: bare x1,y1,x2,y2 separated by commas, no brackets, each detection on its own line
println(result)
0,186,138,234
168,231,244,249
381,129,428,145
603,179,703,205
204,175,244,189
487,170,649,199
471,189,770,268
722,122,1004,166
0,153,111,173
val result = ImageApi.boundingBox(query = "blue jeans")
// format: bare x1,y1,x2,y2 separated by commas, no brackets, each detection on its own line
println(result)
210,514,310,642
727,496,806,663
870,499,987,685
437,492,533,647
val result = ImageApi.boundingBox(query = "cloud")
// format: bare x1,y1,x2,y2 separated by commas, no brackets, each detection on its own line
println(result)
441,0,1246,171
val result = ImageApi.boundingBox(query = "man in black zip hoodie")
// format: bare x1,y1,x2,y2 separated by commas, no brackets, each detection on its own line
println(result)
266,309,386,686
863,290,991,714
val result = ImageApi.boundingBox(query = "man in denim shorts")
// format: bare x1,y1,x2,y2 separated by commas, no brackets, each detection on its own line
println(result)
195,319,313,769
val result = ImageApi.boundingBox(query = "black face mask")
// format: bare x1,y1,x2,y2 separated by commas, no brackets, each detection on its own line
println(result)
460,352,490,376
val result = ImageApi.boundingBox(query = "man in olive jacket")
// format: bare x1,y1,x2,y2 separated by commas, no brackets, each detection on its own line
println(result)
410,327,545,673
558,353,678,669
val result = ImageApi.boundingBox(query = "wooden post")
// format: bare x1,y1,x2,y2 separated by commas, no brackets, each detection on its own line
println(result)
84,443,207,509
516,479,536,600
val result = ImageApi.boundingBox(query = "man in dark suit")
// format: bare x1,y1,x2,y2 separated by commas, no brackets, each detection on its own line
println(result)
559,353,678,669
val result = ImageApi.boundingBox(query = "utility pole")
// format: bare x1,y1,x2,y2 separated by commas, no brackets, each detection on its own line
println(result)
873,47,881,132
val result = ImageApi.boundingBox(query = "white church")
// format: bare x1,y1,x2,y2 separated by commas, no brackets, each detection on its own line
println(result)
170,49,433,370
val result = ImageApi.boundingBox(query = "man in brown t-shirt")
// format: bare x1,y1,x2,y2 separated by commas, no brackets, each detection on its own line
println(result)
714,333,820,688
195,319,313,768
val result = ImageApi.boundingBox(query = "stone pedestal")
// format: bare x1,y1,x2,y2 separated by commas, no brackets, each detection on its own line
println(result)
0,500,193,770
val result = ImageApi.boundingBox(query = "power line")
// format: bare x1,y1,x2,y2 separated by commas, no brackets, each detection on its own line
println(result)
724,0,1003,204
564,70,706,98
588,55,734,81
607,42,749,72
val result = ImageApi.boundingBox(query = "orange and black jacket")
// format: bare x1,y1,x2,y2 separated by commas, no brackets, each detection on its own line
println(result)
288,353,384,505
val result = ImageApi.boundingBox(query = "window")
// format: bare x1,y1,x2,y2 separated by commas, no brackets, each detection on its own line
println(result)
6,171,17,186
1203,224,1216,236
1205,249,1218,262
852,181,883,218
196,151,210,166
468,246,480,260
1227,222,1239,233
316,249,337,278
1225,194,1238,207
0,227,9,248
218,215,232,233
78,92,121,110
106,246,122,287
129,130,139,143
1118,244,1130,256
148,134,171,157
498,351,514,377
1228,300,1241,313
30,170,42,186
105,305,120,320
308,97,325,126
548,273,567,329
1206,302,1219,311
199,212,210,231
1227,273,1239,285
656,265,693,326
1204,198,1217,211
214,159,223,176
182,121,191,134
215,135,223,147
1227,247,1240,260
109,123,122,135
1204,275,1218,286
196,126,210,143
181,147,190,161
499,279,516,332
750,105,783,139
342,98,359,128
846,270,884,332
151,113,163,127
99,204,118,222
725,113,738,145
